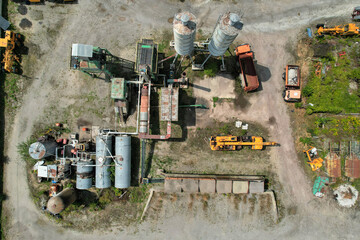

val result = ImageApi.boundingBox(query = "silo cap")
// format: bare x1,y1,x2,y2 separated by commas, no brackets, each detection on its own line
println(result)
181,14,190,24
229,13,240,25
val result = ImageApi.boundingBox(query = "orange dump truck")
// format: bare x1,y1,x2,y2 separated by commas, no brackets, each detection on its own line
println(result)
282,65,301,102
235,44,259,92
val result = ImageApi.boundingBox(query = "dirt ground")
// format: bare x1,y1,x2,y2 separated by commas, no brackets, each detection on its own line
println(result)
3,0,360,239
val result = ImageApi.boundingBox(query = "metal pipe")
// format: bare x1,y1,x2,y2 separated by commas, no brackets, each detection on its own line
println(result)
158,53,177,65
172,53,178,65
221,55,225,69
200,54,212,68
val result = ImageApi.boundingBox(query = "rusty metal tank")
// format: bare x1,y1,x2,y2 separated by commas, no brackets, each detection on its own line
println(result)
95,135,113,188
173,12,197,56
76,160,94,189
208,12,243,56
29,141,57,159
115,136,131,188
47,188,77,215
139,87,148,134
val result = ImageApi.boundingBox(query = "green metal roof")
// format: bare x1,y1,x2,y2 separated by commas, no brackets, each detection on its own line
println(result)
111,78,126,100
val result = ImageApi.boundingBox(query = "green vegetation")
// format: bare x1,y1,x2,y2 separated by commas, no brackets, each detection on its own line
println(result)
306,116,360,140
303,38,360,114
204,61,218,77
212,97,219,107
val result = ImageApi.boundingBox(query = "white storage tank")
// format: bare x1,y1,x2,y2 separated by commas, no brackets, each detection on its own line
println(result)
173,12,197,56
208,12,243,57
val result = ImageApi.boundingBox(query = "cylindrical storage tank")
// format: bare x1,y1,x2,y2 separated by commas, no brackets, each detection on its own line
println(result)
76,160,94,190
208,12,243,57
29,141,57,159
95,135,113,188
173,12,197,56
47,188,77,215
139,87,148,134
115,136,131,188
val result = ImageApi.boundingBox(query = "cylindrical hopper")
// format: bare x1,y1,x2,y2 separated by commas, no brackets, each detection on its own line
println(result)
173,12,197,56
208,12,243,57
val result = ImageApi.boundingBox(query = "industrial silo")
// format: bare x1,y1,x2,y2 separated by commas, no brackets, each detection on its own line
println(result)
29,141,57,159
115,136,131,189
208,12,243,57
173,12,197,56
76,160,94,190
95,135,113,188
47,188,77,215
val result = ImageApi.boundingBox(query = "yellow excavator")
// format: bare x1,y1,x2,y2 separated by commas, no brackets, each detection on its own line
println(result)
316,23,360,36
0,30,22,73
210,135,278,151
304,146,324,171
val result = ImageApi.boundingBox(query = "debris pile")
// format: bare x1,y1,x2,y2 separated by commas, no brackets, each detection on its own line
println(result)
333,184,358,208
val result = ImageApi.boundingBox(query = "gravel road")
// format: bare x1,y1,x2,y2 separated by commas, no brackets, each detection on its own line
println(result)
3,0,360,239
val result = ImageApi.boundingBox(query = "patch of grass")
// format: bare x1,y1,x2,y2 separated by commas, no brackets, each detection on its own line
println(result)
204,61,218,77
212,96,219,107
304,55,360,114
129,185,149,204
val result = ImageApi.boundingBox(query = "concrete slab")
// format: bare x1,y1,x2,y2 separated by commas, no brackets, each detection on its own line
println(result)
193,73,236,99
216,180,232,193
199,179,216,193
249,181,264,193
164,179,182,193
233,181,249,194
181,179,199,192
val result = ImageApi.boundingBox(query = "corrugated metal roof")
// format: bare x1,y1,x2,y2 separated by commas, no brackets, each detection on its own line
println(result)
326,153,341,178
72,43,93,57
345,154,360,178
0,16,10,30
160,87,179,121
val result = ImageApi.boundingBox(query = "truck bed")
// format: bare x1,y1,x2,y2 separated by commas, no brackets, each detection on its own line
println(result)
286,65,300,87
239,52,259,92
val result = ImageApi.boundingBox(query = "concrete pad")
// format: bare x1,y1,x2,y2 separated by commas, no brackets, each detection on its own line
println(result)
181,179,199,192
216,180,232,193
233,181,249,194
193,74,236,99
249,181,264,193
199,179,216,193
164,179,182,193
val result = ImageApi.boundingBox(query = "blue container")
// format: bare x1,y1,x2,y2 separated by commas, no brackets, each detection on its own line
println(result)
76,160,93,189
95,135,113,188
115,136,131,188
307,28,313,38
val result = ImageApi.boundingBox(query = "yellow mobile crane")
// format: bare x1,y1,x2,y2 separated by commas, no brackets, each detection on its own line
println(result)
210,135,278,151
316,23,360,36
0,30,22,73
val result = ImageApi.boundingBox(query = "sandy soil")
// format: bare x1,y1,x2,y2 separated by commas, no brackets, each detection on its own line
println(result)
3,0,360,239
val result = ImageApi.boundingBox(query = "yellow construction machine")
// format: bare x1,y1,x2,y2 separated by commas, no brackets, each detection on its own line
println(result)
0,30,22,73
304,146,324,171
316,23,360,36
210,135,278,151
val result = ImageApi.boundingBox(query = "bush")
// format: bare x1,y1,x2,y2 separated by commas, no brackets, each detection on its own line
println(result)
295,102,303,108
302,85,314,97
299,137,313,145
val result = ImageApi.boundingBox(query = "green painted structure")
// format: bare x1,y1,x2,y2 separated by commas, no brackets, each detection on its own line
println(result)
111,78,126,100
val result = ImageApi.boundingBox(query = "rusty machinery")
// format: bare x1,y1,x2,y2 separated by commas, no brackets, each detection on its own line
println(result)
304,146,324,171
0,30,22,73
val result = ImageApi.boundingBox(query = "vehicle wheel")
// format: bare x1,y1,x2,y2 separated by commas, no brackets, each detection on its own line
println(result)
282,72,286,80
316,24,325,28
282,90,286,99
